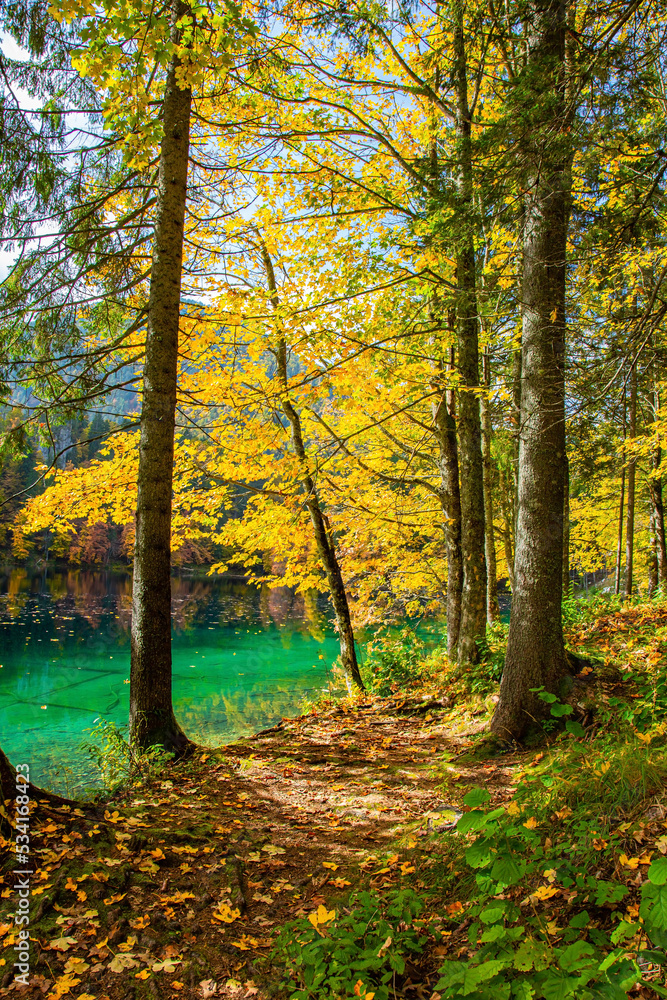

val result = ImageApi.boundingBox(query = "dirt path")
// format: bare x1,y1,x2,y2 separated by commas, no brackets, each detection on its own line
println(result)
1,696,525,1000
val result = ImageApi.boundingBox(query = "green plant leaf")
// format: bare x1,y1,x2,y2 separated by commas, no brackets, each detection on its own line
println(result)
558,940,595,971
491,853,524,887
463,787,492,808
565,719,586,737
640,882,667,931
648,857,667,886
461,959,508,994
457,810,489,833
537,692,558,703
550,703,573,717
466,839,492,869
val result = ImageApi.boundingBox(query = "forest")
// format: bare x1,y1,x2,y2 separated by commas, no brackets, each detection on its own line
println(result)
2,0,667,997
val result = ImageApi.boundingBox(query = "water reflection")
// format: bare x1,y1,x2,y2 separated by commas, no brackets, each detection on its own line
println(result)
0,569,340,793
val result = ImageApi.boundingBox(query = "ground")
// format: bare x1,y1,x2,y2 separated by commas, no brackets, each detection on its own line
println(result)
0,693,523,1000
2,598,667,1000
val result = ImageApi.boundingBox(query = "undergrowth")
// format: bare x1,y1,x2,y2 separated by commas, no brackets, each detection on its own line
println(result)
274,596,667,1000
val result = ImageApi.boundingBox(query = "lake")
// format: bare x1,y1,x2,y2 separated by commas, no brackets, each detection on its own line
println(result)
0,569,346,793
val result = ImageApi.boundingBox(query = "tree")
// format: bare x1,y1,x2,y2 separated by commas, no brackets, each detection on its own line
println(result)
491,0,569,740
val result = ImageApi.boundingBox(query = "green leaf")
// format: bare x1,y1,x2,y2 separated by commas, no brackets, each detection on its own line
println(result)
466,839,492,869
463,787,492,808
648,857,667,885
565,719,586,737
461,959,508,994
550,703,573,717
457,810,489,833
513,939,550,973
558,940,595,971
610,920,638,944
480,903,505,924
541,974,581,1000
538,692,558,703
568,910,590,929
491,854,524,887
640,882,667,931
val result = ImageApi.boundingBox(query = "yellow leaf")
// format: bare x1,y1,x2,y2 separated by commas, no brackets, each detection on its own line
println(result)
135,970,152,980
619,854,640,869
523,817,538,829
230,934,259,951
103,892,127,905
308,904,336,929
211,902,241,924
506,802,521,817
322,862,339,871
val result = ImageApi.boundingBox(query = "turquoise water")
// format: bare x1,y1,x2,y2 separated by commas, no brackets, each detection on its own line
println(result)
0,570,342,793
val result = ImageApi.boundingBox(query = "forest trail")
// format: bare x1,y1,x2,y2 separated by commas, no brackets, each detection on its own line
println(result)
0,695,526,1000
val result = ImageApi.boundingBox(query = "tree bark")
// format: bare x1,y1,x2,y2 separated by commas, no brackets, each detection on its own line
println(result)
260,241,364,691
615,392,626,595
432,378,463,658
130,0,193,753
0,746,73,817
648,511,659,597
651,387,667,590
624,362,637,599
481,349,500,622
562,452,570,596
453,2,487,663
491,0,568,741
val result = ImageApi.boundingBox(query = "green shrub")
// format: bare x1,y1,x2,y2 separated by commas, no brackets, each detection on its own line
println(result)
273,888,431,1000
362,628,427,695
80,717,174,790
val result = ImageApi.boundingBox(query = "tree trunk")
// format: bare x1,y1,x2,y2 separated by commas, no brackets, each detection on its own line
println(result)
624,363,637,599
260,241,364,691
453,3,487,663
130,0,193,754
481,349,500,622
432,380,463,658
651,388,667,590
0,746,73,817
648,511,659,597
615,392,626,595
562,452,570,596
491,0,568,742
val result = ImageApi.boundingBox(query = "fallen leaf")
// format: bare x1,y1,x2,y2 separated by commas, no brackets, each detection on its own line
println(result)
48,936,77,952
211,902,241,924
322,862,339,871
135,970,152,980
262,843,286,856
109,953,138,973
199,980,217,997
230,935,259,951
153,958,182,973
103,892,127,905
